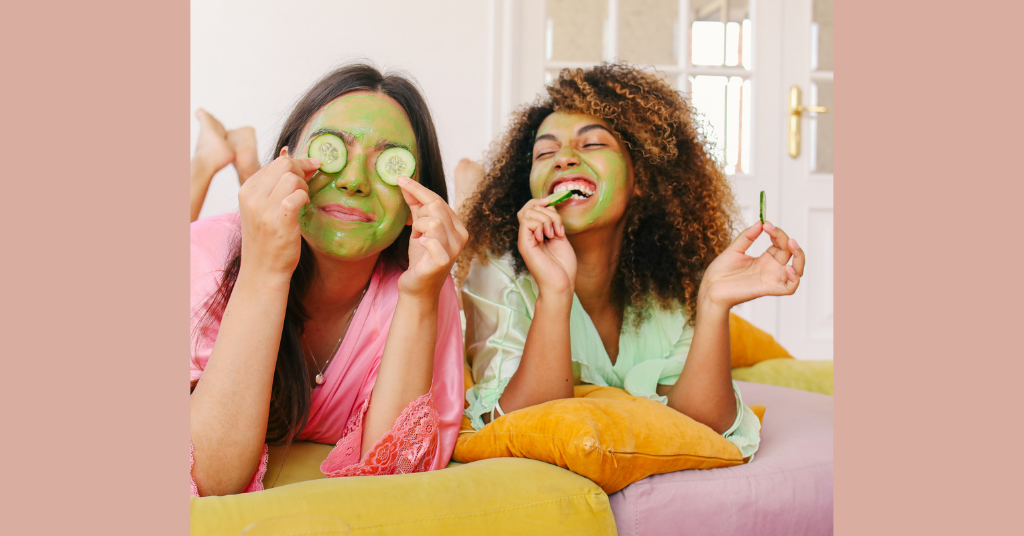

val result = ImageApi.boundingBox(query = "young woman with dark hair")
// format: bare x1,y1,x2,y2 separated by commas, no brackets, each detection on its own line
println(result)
189,64,468,497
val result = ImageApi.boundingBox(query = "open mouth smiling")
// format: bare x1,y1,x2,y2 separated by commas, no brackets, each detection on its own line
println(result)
547,174,597,200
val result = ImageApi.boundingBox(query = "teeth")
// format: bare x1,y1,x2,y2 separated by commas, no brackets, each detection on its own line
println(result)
553,180,595,198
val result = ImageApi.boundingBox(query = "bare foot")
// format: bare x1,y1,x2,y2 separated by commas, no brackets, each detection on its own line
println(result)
227,126,260,185
194,109,234,174
453,158,485,215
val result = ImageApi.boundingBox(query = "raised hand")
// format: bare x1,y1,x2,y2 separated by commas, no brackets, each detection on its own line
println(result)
397,177,469,297
698,220,806,310
237,155,321,279
517,198,577,296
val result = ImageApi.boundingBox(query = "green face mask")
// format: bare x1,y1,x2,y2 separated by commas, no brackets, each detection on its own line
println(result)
529,111,633,233
297,93,419,260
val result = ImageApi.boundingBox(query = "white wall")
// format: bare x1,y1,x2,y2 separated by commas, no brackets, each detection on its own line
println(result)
191,0,494,219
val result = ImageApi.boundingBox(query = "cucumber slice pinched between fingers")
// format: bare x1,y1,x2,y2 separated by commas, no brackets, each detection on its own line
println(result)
309,133,347,174
376,147,416,186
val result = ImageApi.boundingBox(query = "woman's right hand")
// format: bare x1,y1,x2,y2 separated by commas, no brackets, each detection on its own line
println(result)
517,199,577,297
237,155,321,280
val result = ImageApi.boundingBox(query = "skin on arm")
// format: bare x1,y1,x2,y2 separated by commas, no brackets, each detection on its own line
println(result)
492,198,577,417
663,220,805,433
189,156,319,496
359,177,468,453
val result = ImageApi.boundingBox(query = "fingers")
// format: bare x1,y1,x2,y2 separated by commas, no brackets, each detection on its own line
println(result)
416,236,451,268
279,189,310,224
757,254,802,297
762,222,805,277
411,215,446,242
397,176,441,209
254,156,320,198
726,221,763,254
762,221,793,265
789,238,805,277
400,180,468,252
517,199,564,240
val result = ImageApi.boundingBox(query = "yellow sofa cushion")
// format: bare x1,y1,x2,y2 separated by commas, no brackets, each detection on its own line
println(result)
729,313,793,368
453,385,764,494
732,357,834,395
191,457,616,536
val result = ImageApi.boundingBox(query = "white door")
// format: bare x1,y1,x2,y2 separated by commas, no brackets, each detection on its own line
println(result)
777,0,833,360
491,0,833,360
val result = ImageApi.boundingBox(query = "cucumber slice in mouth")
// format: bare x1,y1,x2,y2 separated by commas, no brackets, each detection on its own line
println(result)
544,190,573,206
760,190,766,224
376,147,417,186
308,133,347,174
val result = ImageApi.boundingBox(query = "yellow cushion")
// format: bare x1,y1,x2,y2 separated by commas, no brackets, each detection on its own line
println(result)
453,385,763,494
729,313,793,368
261,441,334,489
191,457,617,536
732,357,834,395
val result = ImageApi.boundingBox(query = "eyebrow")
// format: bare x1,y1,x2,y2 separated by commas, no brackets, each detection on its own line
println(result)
533,123,614,144
307,128,410,151
576,124,614,137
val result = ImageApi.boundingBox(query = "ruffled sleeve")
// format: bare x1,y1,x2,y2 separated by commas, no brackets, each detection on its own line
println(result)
460,256,537,431
190,439,268,497
320,392,439,476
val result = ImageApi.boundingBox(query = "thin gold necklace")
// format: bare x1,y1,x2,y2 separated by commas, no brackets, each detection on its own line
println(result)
303,284,368,387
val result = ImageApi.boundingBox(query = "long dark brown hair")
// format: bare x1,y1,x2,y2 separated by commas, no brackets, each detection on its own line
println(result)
457,63,737,328
191,64,448,444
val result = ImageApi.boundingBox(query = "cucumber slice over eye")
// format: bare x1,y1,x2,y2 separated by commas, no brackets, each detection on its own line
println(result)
544,190,573,206
760,190,766,224
308,133,347,174
375,147,416,186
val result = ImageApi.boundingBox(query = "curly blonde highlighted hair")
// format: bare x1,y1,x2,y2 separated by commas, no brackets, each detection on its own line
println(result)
457,63,738,326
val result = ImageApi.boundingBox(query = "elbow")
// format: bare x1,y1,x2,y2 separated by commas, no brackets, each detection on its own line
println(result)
192,472,251,498
672,401,737,435
705,406,738,435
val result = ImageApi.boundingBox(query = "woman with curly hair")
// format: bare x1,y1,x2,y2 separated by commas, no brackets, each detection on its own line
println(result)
457,64,805,457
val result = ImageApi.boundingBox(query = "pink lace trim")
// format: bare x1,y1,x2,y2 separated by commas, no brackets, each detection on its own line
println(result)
320,393,439,477
190,439,268,497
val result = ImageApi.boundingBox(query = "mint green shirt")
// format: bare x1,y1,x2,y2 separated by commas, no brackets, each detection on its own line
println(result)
462,254,761,458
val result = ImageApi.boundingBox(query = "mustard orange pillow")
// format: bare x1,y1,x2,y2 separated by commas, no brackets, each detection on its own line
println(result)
454,385,764,494
730,313,793,368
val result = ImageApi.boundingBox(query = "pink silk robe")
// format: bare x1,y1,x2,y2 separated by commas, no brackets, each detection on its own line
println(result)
189,213,464,496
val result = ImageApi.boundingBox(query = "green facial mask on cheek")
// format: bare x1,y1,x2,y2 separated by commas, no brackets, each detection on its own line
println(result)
571,150,629,229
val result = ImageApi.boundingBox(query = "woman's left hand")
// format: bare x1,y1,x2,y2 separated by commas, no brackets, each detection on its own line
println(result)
396,176,469,298
698,221,806,311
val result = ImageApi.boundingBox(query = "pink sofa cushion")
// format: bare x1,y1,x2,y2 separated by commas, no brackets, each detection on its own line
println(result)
608,381,833,536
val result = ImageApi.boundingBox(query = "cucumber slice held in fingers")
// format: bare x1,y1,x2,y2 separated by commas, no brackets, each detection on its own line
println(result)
376,147,417,186
309,133,347,174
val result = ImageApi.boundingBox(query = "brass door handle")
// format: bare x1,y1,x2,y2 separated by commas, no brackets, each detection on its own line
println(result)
789,85,830,158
